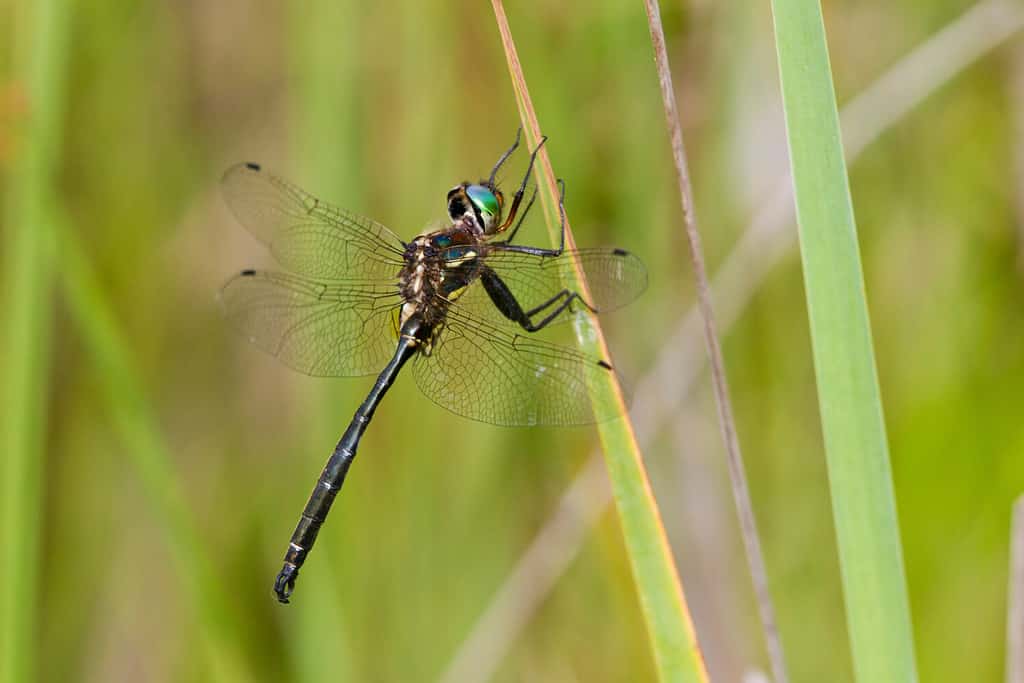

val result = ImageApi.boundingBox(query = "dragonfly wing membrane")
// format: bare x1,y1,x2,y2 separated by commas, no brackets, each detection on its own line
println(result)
413,308,624,426
222,163,406,280
221,269,401,377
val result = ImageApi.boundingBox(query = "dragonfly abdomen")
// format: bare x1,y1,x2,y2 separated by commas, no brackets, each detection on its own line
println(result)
273,316,431,603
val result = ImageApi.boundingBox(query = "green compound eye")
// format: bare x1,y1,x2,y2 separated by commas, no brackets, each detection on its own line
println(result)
466,185,499,218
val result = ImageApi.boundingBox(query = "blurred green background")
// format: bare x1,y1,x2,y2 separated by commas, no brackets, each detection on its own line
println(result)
2,0,1023,681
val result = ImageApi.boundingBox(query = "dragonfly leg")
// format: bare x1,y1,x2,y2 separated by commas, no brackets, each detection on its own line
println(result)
496,137,547,233
480,265,596,332
494,178,567,256
525,288,597,319
488,127,522,186
523,290,593,331
504,188,537,245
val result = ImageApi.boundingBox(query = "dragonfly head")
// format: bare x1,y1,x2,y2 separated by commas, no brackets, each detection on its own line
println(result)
447,183,504,234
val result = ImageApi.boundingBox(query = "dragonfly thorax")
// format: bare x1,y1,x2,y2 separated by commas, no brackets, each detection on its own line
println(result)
398,227,485,332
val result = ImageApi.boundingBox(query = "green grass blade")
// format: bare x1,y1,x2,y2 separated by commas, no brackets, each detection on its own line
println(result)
769,1,919,680
0,2,69,681
57,226,252,682
490,4,708,681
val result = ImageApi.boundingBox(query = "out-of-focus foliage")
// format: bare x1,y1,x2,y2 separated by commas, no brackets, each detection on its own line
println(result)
0,1,1021,681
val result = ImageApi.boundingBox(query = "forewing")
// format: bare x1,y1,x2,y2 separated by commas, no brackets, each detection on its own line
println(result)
412,307,625,426
222,163,406,280
220,269,401,377
447,246,647,329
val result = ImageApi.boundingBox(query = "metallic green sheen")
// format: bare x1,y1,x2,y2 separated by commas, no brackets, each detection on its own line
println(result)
466,185,499,217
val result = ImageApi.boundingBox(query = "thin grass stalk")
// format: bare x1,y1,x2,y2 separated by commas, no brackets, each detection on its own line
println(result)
57,225,252,682
1008,497,1024,683
642,2,788,681
441,1,1023,677
489,3,708,681
769,1,918,680
0,2,69,682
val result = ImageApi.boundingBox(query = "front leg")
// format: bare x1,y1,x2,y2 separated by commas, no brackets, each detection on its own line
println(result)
494,178,568,255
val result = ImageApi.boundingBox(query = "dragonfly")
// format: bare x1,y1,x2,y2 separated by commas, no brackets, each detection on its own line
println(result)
220,130,647,603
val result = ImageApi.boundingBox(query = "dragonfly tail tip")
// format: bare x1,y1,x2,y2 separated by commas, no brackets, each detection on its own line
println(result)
274,564,299,604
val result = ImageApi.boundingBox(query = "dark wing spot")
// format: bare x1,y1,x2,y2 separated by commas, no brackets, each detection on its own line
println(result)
244,162,261,171
597,360,613,370
612,248,628,256
240,269,256,276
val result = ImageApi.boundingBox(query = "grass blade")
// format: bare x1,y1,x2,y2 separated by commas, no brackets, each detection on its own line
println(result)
769,1,919,680
57,226,252,682
0,2,70,681
490,3,708,681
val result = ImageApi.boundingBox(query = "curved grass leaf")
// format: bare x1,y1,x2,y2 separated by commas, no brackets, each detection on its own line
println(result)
769,1,919,680
490,3,709,681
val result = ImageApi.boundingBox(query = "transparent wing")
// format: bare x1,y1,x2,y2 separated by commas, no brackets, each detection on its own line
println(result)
222,163,407,280
220,269,402,377
447,245,647,329
413,307,626,426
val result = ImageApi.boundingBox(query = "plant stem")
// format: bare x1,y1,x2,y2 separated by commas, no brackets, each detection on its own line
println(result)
1,2,70,681
642,2,789,681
